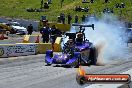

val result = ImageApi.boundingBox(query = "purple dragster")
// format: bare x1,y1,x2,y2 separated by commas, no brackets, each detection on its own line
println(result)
45,24,98,67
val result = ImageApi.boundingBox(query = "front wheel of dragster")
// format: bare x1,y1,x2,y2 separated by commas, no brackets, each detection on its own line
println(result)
89,47,98,65
45,50,53,66
76,74,87,85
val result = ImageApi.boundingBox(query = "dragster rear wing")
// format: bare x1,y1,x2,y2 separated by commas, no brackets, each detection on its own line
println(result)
72,23,94,30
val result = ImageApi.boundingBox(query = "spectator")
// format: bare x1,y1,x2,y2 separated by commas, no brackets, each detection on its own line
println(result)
81,15,85,22
75,15,78,23
44,2,49,9
40,24,50,43
60,13,64,23
90,0,94,3
115,3,120,8
67,13,72,24
105,0,108,3
75,6,78,11
84,7,89,12
50,25,58,43
121,3,125,8
60,13,65,24
62,13,65,24
115,3,125,8
27,24,33,35
75,6,83,12
78,6,82,12
60,13,63,22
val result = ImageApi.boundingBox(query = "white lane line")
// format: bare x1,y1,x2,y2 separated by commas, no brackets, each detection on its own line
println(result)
85,69,132,88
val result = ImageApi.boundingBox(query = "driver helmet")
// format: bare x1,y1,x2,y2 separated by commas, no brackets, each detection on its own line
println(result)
77,33,83,38
68,39,73,44
67,39,74,47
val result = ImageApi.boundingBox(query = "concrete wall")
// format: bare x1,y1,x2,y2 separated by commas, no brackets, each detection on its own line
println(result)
0,36,62,57
0,44,37,57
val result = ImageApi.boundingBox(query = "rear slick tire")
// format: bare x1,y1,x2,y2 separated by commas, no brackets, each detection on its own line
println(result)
89,47,97,65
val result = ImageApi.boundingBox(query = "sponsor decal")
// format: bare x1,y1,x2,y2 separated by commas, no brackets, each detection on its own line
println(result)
0,48,4,56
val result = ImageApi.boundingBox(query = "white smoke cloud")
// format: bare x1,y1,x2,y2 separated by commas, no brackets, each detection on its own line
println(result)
84,14,127,64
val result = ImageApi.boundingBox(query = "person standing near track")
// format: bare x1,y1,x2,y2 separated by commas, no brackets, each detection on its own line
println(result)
40,24,51,43
81,15,86,22
27,24,33,35
67,13,72,24
75,15,78,23
105,0,109,3
50,25,58,44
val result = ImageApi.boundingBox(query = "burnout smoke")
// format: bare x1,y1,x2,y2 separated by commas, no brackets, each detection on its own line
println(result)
84,14,127,64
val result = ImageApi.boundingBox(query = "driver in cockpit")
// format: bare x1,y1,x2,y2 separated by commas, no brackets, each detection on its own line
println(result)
76,26,85,43
67,39,74,48
76,32,83,43
66,39,75,55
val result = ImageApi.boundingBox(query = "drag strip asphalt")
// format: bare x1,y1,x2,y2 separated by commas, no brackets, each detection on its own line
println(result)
0,45,132,88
